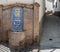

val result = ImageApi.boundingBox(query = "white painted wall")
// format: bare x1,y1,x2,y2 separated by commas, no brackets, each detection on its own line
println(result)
45,0,53,11
54,0,60,11
0,0,34,5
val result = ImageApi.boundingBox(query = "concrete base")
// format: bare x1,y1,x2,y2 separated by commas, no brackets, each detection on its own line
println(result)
8,31,25,48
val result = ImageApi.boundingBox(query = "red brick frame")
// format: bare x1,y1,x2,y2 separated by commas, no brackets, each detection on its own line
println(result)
0,3,40,45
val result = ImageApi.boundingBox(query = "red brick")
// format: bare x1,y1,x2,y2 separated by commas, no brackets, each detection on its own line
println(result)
24,8,34,45
0,6,3,42
34,5,39,44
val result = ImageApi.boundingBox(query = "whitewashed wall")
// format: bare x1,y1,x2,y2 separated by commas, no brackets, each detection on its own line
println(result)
45,0,53,11
0,0,34,5
54,0,60,11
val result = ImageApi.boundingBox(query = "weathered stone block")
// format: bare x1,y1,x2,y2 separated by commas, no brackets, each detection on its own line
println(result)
8,31,25,48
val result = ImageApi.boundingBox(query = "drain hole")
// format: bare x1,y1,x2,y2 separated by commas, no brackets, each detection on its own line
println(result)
49,39,53,41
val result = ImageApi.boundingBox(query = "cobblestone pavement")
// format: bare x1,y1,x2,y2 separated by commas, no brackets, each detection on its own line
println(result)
0,43,39,52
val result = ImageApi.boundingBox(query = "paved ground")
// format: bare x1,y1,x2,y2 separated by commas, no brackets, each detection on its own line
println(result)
40,15,60,52
40,49,60,52
0,43,39,52
1,15,60,52
0,45,11,52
